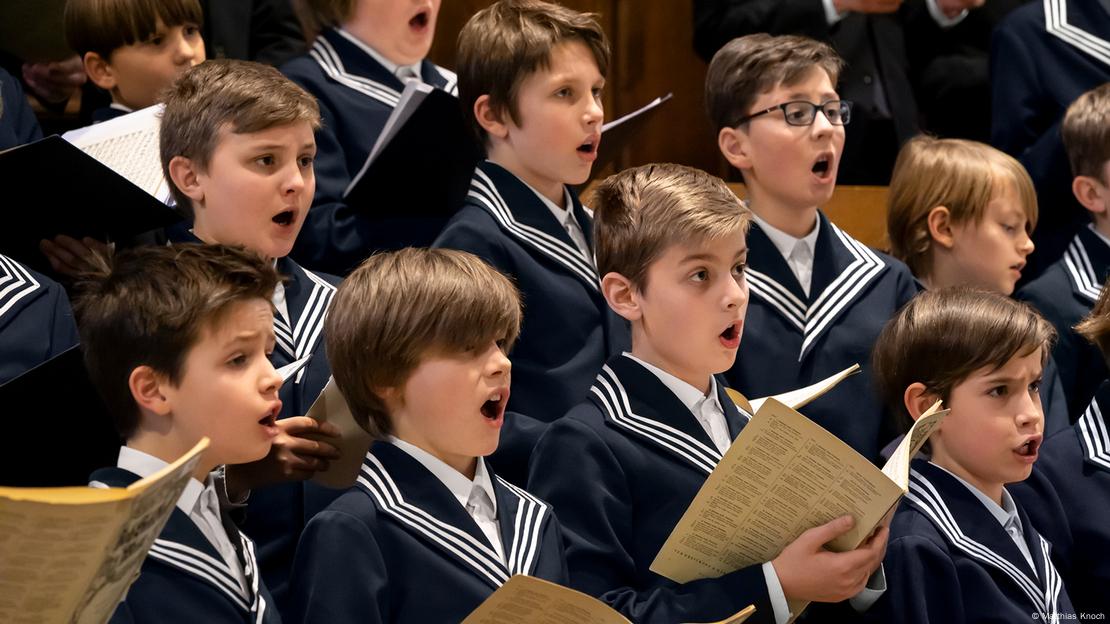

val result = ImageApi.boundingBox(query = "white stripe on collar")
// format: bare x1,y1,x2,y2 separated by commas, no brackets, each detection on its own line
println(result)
148,539,251,611
0,254,41,319
1062,231,1102,303
334,28,421,79
387,436,499,518
272,267,335,383
1077,393,1110,470
590,362,722,474
1045,0,1110,67
309,37,401,107
356,451,551,583
905,468,1059,619
745,222,885,359
468,168,600,290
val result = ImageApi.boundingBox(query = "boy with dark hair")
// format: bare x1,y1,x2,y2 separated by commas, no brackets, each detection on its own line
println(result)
280,0,455,273
1018,83,1110,418
434,0,629,481
529,163,888,624
77,243,284,623
707,33,918,463
867,287,1074,622
64,0,206,122
160,59,341,610
289,247,568,623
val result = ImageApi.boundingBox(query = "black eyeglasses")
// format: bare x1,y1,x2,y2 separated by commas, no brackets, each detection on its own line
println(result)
735,99,853,127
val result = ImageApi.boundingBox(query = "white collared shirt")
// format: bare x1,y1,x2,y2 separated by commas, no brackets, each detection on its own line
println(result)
752,212,820,297
623,353,733,454
335,27,423,83
112,446,249,593
520,179,592,261
108,102,133,114
388,437,505,565
931,462,1037,571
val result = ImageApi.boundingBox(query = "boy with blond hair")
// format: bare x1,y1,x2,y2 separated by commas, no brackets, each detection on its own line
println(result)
160,59,341,611
78,243,284,623
706,33,917,463
289,248,568,623
529,163,888,624
280,0,455,273
63,0,205,122
434,0,629,482
867,288,1075,622
1018,83,1110,418
885,136,1069,434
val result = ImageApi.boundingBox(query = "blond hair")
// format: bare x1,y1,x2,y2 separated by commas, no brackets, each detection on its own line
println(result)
457,0,610,145
159,59,320,216
887,135,1038,278
1062,82,1110,180
325,248,522,438
705,33,843,131
1076,275,1110,357
592,163,751,289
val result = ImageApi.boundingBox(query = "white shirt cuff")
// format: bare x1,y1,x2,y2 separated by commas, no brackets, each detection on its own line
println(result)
822,0,849,25
926,0,969,27
848,564,887,612
762,561,792,624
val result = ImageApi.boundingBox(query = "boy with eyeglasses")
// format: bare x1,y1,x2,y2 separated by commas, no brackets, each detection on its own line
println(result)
706,34,918,463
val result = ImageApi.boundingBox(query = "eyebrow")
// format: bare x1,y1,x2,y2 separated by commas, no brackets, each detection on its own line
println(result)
679,248,748,263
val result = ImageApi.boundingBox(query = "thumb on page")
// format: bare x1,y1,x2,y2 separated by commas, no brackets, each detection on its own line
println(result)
800,515,855,549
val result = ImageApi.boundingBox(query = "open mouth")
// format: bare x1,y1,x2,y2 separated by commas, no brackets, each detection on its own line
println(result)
480,390,508,421
812,155,831,177
259,404,280,429
1015,436,1041,458
719,321,741,348
272,210,295,226
577,135,599,156
410,10,429,29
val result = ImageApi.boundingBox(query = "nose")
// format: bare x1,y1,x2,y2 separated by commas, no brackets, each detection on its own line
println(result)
723,272,749,310
283,163,307,195
486,342,511,377
1015,391,1043,432
1018,230,1034,256
260,359,283,395
174,32,199,64
811,106,835,138
584,94,603,127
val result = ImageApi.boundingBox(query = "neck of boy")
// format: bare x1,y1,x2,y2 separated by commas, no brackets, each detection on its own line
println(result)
629,342,713,396
744,187,818,239
486,152,566,209
125,435,215,484
1093,214,1110,244
191,225,276,264
341,19,415,68
931,450,1005,507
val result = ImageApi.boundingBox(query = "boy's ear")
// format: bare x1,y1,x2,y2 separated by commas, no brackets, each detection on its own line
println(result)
926,206,956,249
83,52,117,91
601,271,642,323
129,365,173,417
167,155,206,204
903,382,939,422
1072,175,1109,216
474,94,510,140
717,125,751,171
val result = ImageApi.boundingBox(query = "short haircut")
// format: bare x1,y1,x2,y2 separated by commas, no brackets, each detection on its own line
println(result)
457,0,610,144
160,59,321,216
295,0,354,37
325,248,522,439
64,0,203,59
887,135,1038,278
73,243,279,440
1062,82,1110,180
592,163,751,290
872,288,1055,444
705,33,843,131
1076,274,1110,358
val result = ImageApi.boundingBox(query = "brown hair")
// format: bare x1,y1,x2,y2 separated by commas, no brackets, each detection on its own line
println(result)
64,0,203,59
1076,275,1110,358
592,163,751,290
73,243,280,439
705,33,843,131
295,0,354,37
1062,82,1110,180
887,135,1038,278
160,59,321,216
456,0,610,144
325,248,522,438
872,287,1055,443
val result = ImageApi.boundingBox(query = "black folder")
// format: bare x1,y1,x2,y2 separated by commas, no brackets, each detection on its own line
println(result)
0,346,121,486
0,135,182,274
344,87,482,250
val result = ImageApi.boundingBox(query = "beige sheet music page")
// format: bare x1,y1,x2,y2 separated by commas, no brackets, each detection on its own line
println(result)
461,575,754,624
306,377,374,489
0,437,208,624
650,399,946,584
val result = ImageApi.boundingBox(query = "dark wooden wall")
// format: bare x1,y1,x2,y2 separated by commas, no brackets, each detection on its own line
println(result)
427,1,726,180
